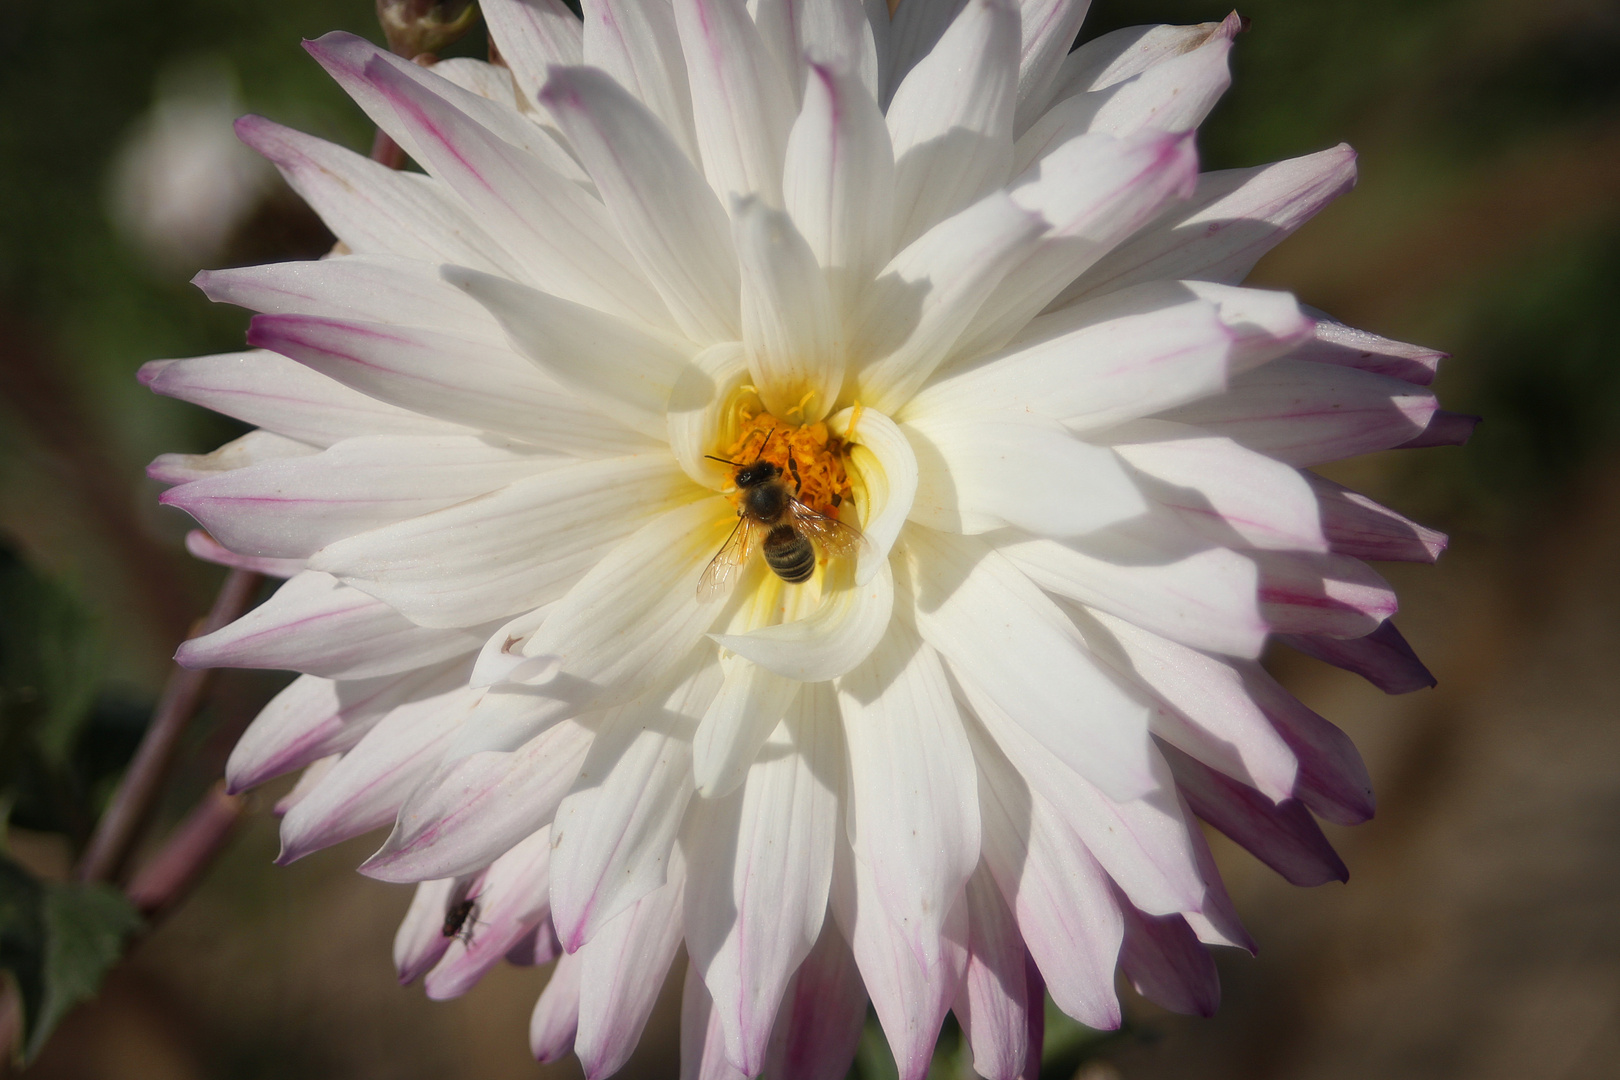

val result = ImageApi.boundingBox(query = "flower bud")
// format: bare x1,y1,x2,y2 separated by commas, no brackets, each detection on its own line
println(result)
374,0,478,58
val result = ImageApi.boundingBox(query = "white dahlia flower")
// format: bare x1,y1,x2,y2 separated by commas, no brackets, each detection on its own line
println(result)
143,2,1465,1077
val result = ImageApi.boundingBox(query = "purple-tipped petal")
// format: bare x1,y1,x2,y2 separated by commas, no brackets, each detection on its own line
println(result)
1118,901,1220,1017
1241,663,1375,826
761,917,869,1080
424,826,553,1000
952,865,1032,1080
1280,619,1437,695
1164,743,1349,887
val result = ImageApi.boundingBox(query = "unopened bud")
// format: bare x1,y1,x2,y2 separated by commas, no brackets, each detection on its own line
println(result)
375,0,479,58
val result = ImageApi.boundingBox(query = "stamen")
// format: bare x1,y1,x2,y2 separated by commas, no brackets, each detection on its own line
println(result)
722,407,854,518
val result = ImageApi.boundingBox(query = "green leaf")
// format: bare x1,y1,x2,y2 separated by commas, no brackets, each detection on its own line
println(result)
27,881,142,1061
0,852,141,1064
0,854,46,1063
0,548,102,771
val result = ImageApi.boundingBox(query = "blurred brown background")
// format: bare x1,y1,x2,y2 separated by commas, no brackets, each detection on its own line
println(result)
1,0,1617,1077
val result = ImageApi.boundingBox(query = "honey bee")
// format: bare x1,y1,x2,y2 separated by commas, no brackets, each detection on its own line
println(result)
697,435,869,602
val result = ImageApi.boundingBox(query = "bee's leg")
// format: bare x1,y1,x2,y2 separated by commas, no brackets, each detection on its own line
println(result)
786,454,802,494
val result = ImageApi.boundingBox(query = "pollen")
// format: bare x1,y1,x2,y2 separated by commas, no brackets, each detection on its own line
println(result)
723,405,853,518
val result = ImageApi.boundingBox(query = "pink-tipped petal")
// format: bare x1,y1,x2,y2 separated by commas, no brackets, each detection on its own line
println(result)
1253,550,1399,639
184,531,304,579
1240,663,1375,825
362,716,593,883
530,950,584,1064
575,864,688,1080
952,864,1032,1080
175,571,488,681
1308,473,1448,563
424,826,554,1000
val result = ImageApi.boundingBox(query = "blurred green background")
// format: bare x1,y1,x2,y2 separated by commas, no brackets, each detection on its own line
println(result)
1,0,1617,1076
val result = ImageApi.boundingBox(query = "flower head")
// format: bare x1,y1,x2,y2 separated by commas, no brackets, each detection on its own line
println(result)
144,2,1464,1077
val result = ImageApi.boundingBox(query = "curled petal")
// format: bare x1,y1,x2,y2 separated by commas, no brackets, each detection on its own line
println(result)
424,826,555,1000
712,554,894,683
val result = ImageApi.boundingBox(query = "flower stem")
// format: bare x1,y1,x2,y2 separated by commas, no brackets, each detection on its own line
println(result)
74,568,262,886
124,781,244,919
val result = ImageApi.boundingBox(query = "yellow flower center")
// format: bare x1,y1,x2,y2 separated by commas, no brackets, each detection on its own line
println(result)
722,400,856,519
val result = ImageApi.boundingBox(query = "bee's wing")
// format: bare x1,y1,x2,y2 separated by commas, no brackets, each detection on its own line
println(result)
788,500,874,566
696,516,757,602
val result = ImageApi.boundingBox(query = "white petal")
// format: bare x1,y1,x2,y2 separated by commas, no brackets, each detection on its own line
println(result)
782,60,896,325
149,429,317,485
583,0,700,161
1010,0,1096,135
276,685,478,862
712,553,893,683
828,405,917,578
308,453,697,629
481,0,584,103
681,963,748,1080
447,267,693,440
1069,606,1297,802
885,0,1019,249
1291,312,1444,385
234,116,518,276
675,0,797,206
960,667,1206,916
995,523,1268,658
184,531,305,579
1066,144,1358,299
692,657,801,797
195,255,505,343
907,282,1231,432
759,916,869,1080
971,735,1123,1030
362,718,594,882
850,192,1045,414
361,57,669,324
551,660,719,949
1308,473,1447,563
1045,20,1227,101
530,950,584,1063
667,342,753,491
831,840,967,1080
948,129,1199,362
684,686,840,1073
901,413,1146,537
393,877,464,984
913,281,1308,435
951,862,1032,1080
162,434,558,559
1161,359,1438,467
1015,13,1236,156
423,825,555,999
175,571,488,680
304,33,590,188
140,350,467,447
575,860,688,1080
900,527,1157,800
838,623,979,970
1253,550,1398,638
733,197,843,421
1110,419,1329,552
246,314,654,454
754,0,880,102
883,0,969,105
543,66,742,344
522,498,737,707
226,660,468,793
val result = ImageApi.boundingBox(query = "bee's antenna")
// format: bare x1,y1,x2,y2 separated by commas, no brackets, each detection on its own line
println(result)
758,428,778,459
705,455,744,466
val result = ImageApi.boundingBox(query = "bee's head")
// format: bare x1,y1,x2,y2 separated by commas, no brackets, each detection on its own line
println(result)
734,460,781,488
